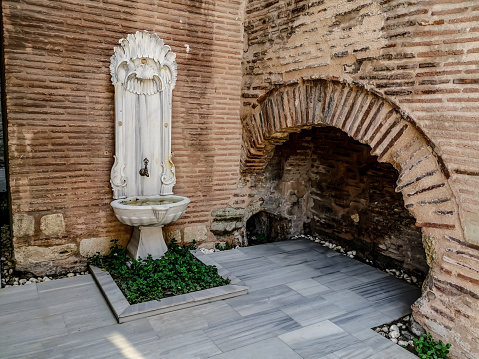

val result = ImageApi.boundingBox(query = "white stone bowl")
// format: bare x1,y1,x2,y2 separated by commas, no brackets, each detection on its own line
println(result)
110,195,190,227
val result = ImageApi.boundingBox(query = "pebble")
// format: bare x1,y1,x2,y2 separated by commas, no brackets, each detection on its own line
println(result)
390,338,398,344
390,324,399,333
19,279,26,285
398,340,408,347
67,273,75,278
389,331,400,339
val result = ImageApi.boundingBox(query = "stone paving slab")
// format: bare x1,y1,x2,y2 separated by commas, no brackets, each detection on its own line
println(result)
0,239,421,359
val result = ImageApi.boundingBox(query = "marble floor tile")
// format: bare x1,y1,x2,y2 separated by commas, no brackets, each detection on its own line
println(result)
225,284,304,317
205,309,301,352
286,278,332,298
208,337,303,359
280,296,346,326
279,320,361,358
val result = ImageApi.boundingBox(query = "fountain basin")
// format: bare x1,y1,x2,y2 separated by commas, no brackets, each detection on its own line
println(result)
111,195,190,227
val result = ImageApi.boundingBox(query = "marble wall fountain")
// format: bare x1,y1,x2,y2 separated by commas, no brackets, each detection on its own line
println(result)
109,31,190,259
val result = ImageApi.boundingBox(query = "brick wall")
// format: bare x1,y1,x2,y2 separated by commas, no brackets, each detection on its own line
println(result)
2,0,244,274
240,1,479,357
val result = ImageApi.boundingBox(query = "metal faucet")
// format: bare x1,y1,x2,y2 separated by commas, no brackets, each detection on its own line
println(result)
139,158,149,177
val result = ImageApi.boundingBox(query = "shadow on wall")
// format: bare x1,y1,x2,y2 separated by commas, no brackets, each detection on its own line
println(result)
245,127,428,279
246,211,290,246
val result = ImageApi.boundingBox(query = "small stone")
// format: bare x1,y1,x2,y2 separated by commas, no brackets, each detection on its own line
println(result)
19,279,27,285
43,277,50,281
389,331,400,339
411,276,417,283
379,332,386,337
408,340,414,346
29,278,37,283
375,327,381,332
410,316,426,337
390,325,400,333
352,251,356,255
13,281,19,285
8,269,13,275
403,316,410,321
314,239,320,243
398,340,408,347
390,338,398,344
349,255,354,258
0,257,5,261
5,285,12,287
67,273,75,278
382,326,388,333
25,281,33,285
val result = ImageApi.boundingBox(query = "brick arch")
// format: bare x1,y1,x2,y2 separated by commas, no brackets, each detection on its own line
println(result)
241,79,463,243
241,79,479,354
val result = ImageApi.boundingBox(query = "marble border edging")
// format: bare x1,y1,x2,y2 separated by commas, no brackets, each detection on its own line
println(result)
89,250,248,323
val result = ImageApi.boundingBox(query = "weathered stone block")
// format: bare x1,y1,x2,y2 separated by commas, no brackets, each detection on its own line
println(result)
80,237,122,257
165,229,182,244
40,214,65,236
15,243,76,265
211,207,244,220
12,214,34,237
184,225,208,243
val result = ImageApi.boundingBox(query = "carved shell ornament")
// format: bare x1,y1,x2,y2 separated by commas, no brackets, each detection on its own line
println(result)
110,31,178,95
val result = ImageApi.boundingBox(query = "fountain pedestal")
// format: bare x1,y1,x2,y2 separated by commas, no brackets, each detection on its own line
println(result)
127,226,168,260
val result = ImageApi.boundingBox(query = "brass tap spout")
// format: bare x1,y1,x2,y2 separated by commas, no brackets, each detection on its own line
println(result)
139,158,149,177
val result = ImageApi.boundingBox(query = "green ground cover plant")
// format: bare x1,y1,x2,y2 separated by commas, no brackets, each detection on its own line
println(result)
88,240,230,304
413,333,451,359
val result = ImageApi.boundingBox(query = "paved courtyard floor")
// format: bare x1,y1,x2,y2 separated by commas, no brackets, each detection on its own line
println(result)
0,238,420,359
